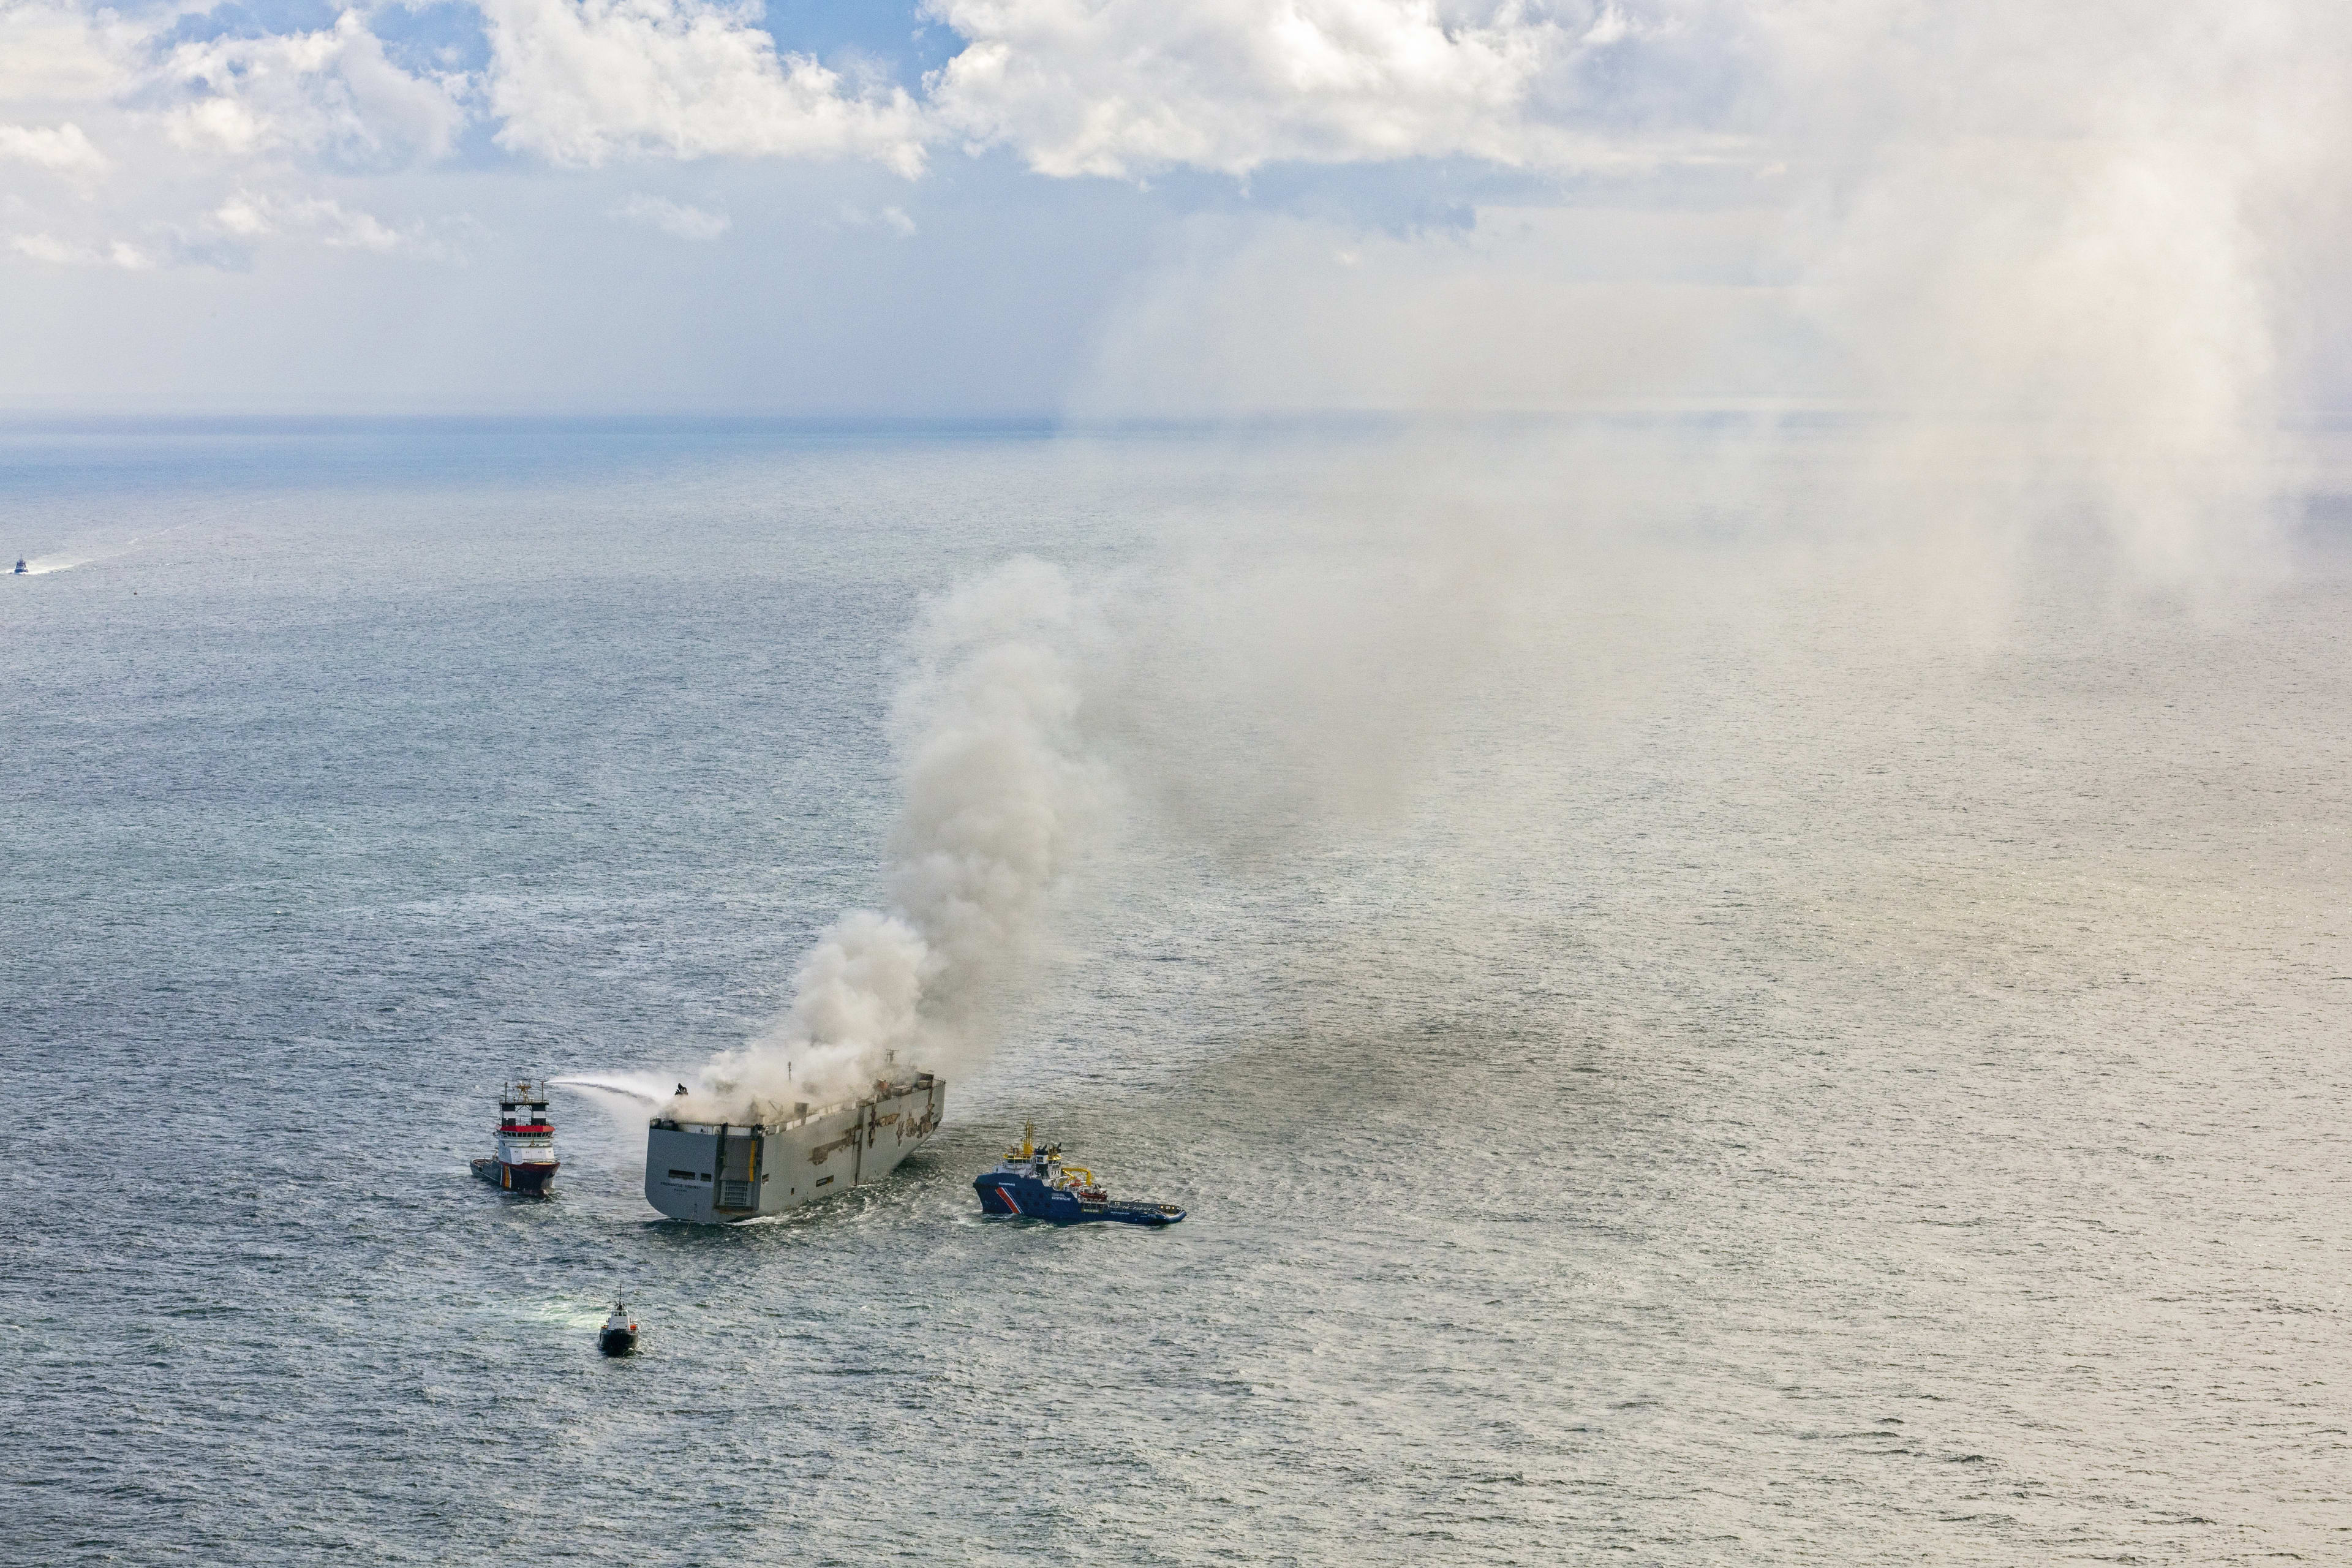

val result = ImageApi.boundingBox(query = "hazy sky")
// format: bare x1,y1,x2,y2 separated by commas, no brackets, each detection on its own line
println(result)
3,0,2348,415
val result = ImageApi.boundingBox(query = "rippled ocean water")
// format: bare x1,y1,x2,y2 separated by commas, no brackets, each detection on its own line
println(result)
4,420,2348,1565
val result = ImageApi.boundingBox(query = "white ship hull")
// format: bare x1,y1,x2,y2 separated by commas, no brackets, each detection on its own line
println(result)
643,1075,944,1223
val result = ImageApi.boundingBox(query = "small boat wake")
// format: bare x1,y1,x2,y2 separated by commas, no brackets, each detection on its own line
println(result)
12,519,205,579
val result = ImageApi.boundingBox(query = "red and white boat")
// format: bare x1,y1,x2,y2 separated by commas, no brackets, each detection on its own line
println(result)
471,1081,559,1194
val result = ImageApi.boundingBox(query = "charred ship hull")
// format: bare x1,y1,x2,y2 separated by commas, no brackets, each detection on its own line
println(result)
644,1074,944,1223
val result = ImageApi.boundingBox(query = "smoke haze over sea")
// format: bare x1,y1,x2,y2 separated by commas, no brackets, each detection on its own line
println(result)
9,0,2352,1554
5,418,2351,1562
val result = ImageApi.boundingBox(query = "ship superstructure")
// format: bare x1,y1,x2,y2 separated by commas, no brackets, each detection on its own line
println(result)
644,1072,944,1223
471,1081,559,1194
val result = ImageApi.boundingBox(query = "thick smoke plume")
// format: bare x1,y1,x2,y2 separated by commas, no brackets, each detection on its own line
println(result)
586,2,2352,1129
676,559,1102,1121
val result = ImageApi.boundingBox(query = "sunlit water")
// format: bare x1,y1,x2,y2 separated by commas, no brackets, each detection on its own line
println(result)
4,420,2348,1565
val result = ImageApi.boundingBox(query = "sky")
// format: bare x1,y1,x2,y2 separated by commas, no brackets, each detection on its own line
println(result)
2,0,2350,416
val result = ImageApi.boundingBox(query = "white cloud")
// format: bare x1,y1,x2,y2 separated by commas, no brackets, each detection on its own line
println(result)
7,230,78,263
0,0,142,105
212,190,435,252
8,229,153,267
922,0,1678,178
0,119,106,172
211,194,271,238
163,11,469,167
0,5,464,276
480,0,926,173
0,0,1725,206
612,190,732,239
834,202,916,235
1751,0,2352,595
2,190,429,273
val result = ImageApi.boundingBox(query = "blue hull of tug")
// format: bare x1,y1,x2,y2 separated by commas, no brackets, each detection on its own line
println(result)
974,1172,1185,1226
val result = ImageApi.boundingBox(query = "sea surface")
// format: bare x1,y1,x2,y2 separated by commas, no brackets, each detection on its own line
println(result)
3,418,2348,1565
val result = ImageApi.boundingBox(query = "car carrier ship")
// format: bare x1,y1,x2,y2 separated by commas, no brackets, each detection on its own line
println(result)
644,1072,944,1223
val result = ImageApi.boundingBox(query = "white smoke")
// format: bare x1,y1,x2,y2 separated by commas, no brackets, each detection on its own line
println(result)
676,557,1104,1120
626,2,2352,1127
1760,0,2352,622
1070,1,2352,631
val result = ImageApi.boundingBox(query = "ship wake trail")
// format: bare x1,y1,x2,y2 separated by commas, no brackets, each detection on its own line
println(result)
685,559,1103,1120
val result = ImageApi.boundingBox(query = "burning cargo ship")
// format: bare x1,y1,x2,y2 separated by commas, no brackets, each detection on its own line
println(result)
644,1072,944,1223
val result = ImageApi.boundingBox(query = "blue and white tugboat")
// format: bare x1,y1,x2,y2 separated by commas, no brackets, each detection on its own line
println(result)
974,1123,1185,1226
470,1080,559,1194
598,1300,638,1357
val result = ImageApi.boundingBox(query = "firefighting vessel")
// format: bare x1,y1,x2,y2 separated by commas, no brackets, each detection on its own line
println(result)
974,1124,1186,1226
472,1081,559,1193
644,1072,944,1223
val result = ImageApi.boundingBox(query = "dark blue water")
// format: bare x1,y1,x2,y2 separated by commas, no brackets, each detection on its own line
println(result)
5,421,2348,1564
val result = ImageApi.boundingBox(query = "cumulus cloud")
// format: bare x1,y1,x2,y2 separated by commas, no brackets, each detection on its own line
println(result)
834,202,916,235
480,0,926,172
9,230,153,267
162,10,468,167
922,0,1703,177
0,3,475,276
4,189,427,271
611,190,732,238
0,0,141,105
0,0,1732,198
0,119,105,172
213,190,426,252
